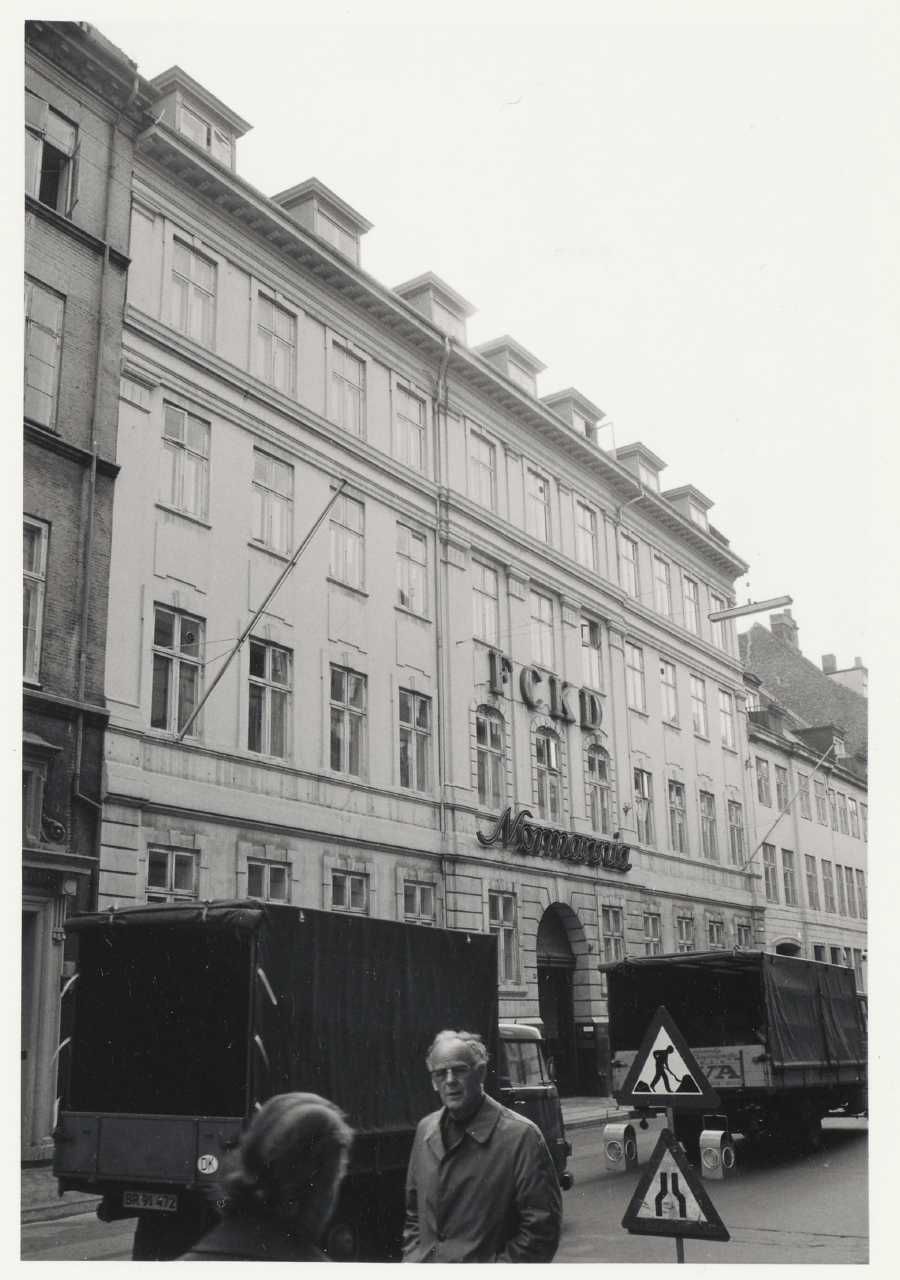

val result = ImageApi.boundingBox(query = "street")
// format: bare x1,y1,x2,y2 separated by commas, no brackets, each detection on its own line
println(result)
22,1116,867,1263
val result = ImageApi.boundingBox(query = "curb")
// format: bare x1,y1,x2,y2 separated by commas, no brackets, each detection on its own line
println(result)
564,1108,630,1131
22,1196,102,1227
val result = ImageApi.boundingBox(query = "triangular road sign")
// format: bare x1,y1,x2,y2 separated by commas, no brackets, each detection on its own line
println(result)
615,1005,720,1111
621,1128,730,1242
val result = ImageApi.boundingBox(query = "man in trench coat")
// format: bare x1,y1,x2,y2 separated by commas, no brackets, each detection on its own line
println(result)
402,1029,562,1263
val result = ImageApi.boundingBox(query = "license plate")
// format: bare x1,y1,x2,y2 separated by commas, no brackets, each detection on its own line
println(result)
123,1190,178,1213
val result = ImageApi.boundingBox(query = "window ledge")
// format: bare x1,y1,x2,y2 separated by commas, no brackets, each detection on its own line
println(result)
693,733,711,743
155,502,212,530
248,540,291,563
628,707,649,718
722,745,738,755
498,985,528,998
394,604,431,624
662,719,680,731
23,678,43,691
326,576,369,599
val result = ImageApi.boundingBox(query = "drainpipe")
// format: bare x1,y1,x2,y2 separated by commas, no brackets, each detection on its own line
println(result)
432,337,452,841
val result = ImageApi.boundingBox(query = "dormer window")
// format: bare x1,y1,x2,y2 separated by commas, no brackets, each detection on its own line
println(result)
638,461,660,492
178,105,233,165
573,411,594,440
688,502,709,530
316,208,359,263
272,178,372,266
507,359,536,396
432,297,467,342
394,273,475,344
833,736,846,759
150,67,251,175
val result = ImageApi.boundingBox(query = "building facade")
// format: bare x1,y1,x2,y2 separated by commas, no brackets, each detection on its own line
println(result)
22,22,154,1158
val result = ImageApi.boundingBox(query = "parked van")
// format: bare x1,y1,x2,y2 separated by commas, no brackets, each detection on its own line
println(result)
497,1023,573,1188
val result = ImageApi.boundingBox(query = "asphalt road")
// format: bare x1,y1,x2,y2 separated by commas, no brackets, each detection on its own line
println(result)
21,1116,867,1263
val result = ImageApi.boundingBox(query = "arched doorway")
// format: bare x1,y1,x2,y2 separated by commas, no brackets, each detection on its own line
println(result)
775,941,801,957
536,907,578,1097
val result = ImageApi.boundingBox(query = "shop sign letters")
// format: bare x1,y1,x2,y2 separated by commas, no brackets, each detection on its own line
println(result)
487,649,603,731
477,807,632,873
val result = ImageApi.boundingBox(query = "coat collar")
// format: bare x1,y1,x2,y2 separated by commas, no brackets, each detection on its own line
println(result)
424,1093,502,1159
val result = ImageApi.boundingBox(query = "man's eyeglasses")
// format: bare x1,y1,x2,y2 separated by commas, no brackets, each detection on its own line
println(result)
430,1064,473,1083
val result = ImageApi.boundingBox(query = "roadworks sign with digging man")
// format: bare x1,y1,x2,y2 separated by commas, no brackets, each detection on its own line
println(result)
615,1005,720,1111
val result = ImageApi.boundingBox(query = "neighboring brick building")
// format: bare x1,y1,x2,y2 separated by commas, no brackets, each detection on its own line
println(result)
23,22,154,1159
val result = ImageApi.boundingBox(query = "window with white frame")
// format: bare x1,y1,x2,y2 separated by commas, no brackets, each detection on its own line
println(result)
690,675,708,737
161,403,210,520
581,619,602,689
178,104,233,165
248,639,291,758
762,844,779,902
602,905,625,963
331,345,366,435
834,865,847,915
526,468,551,542
781,849,798,906
710,592,729,650
676,916,695,953
329,665,366,776
821,860,836,912
660,659,678,724
625,642,646,712
727,799,745,864
146,847,198,903
689,501,708,530
813,944,826,962
316,208,358,262
171,240,216,347
472,562,500,645
634,768,654,845
643,913,662,955
844,865,858,917
805,855,820,910
256,296,296,396
653,555,672,616
404,880,436,926
25,91,79,215
829,946,844,967
668,780,687,853
683,576,700,634
329,494,365,589
469,432,496,509
775,765,789,811
814,779,828,824
476,707,504,810
619,533,639,598
395,385,426,471
535,728,562,822
332,870,368,914
719,689,736,749
828,789,839,831
757,758,772,806
151,605,205,736
530,591,554,669
586,745,611,833
575,501,597,571
251,450,293,555
861,803,868,840
24,277,64,427
489,891,519,984
736,922,753,949
699,790,719,860
798,773,812,820
837,792,850,835
856,869,867,918
399,690,431,792
22,759,46,846
638,461,660,492
247,860,290,903
707,919,725,949
23,518,48,683
848,797,860,837
396,524,427,614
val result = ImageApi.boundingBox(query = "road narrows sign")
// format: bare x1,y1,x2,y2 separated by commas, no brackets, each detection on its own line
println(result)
621,1128,730,1242
615,1004,720,1111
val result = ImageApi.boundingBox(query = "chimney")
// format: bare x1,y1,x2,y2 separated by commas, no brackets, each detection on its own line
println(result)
770,609,800,651
822,654,837,674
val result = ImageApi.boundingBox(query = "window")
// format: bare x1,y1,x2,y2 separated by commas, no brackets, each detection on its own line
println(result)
530,591,554,669
404,881,436,926
526,469,551,542
813,944,826,963
586,746,611,833
625,643,646,712
814,779,828,824
476,708,504,810
24,278,64,427
329,494,365,589
653,555,672,616
395,386,426,471
821,861,836,913
756,758,772,806
668,780,687,853
332,870,368,914
837,793,850,835
683,576,700,634
639,461,660,492
775,766,789,811
489,891,519,984
469,433,496,509
316,208,358,261
507,358,535,395
396,525,427,614
853,949,865,992
25,91,78,214
472,563,500,645
161,403,210,520
634,768,655,845
844,866,858,917
151,606,205,736
690,675,708,737
171,240,216,346
23,518,48,683
856,869,867,919
248,639,291,758
581,619,602,689
710,593,729,651
830,946,844,967
147,848,197,903
329,665,366,776
676,916,695,953
848,797,860,838
252,450,293,555
256,296,296,396
805,855,820,910
602,906,625,967
248,860,290,903
575,501,598,571
660,660,678,724
781,849,798,907
619,534,639,598
762,844,779,902
798,773,812,820
708,919,725,949
178,105,233,165
331,344,366,435
643,913,662,956
399,690,431,792
689,502,708,530
727,800,745,864
535,729,562,822
700,791,719,861
736,923,753,949
860,803,868,840
22,761,46,845
719,688,736,748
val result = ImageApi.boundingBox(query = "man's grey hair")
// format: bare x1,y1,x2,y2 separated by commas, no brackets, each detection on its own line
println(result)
425,1029,489,1070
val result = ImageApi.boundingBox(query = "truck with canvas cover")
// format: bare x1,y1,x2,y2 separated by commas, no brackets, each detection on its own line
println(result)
606,950,867,1156
52,900,500,1259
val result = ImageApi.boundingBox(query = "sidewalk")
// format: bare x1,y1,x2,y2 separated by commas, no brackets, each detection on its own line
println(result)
561,1095,629,1130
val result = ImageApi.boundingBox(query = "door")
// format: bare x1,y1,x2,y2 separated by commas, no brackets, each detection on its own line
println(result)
536,908,578,1096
